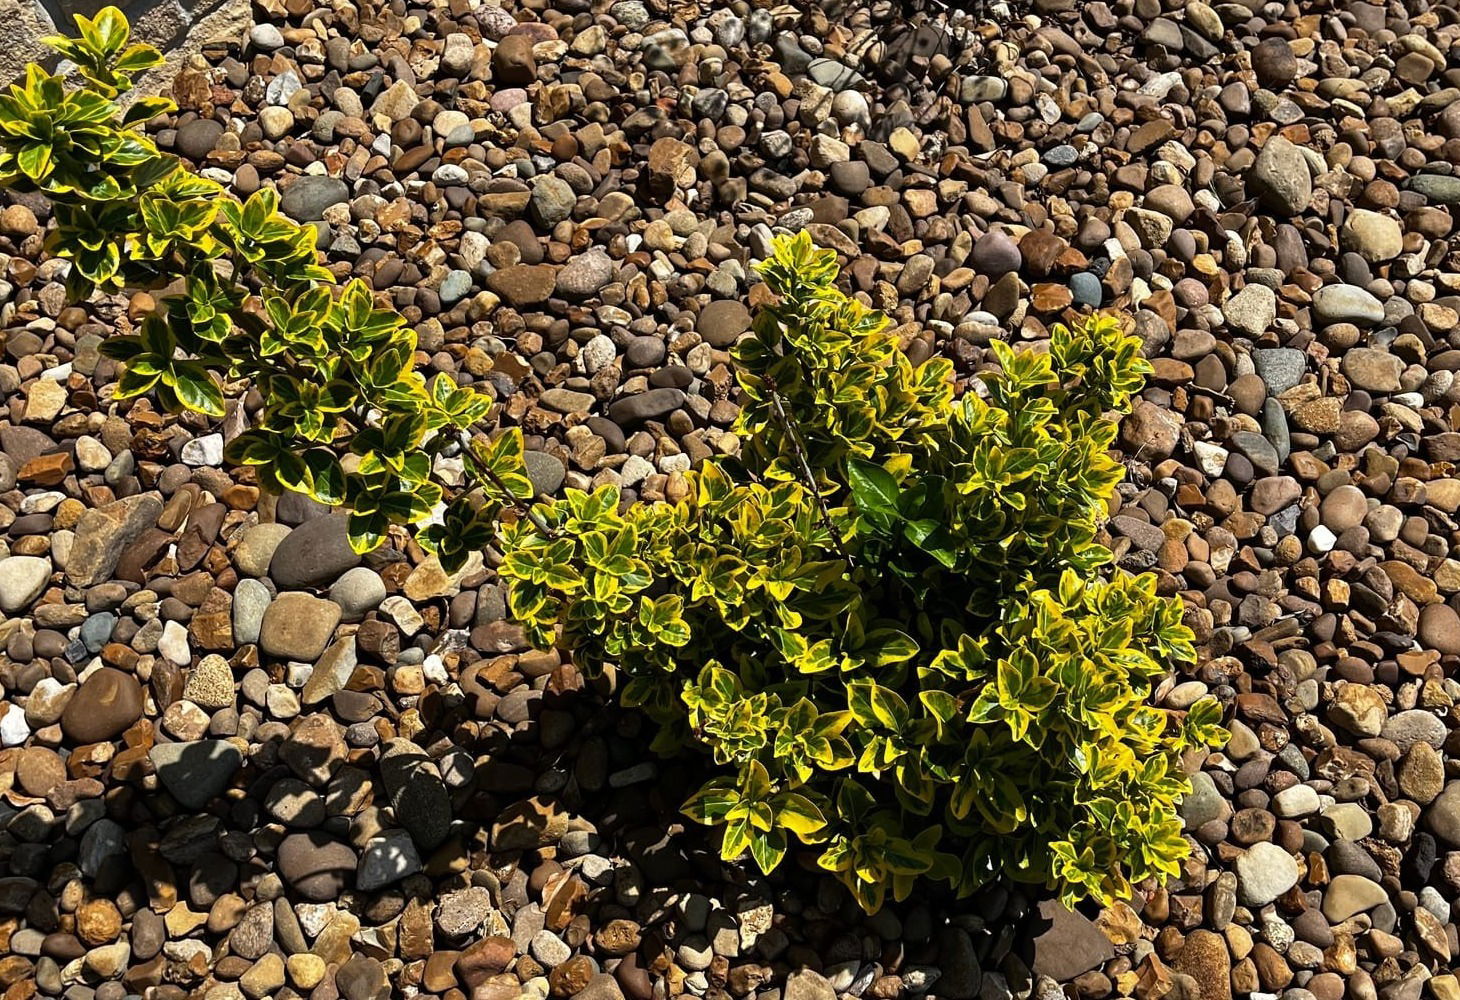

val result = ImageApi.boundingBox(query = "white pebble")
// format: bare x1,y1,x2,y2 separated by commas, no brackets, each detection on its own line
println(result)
0,703,30,747
1307,524,1337,554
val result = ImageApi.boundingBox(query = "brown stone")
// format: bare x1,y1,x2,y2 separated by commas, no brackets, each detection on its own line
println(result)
456,936,516,988
549,955,595,997
646,136,696,195
189,587,234,651
1173,930,1232,1000
76,899,123,946
423,950,461,992
18,452,73,486
61,668,143,743
491,796,569,849
486,264,557,307
14,747,65,797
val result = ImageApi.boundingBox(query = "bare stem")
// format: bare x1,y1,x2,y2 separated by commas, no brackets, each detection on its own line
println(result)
457,429,558,539
765,379,857,570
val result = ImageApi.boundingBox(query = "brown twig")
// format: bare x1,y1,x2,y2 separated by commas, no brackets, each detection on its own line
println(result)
458,429,559,539
763,375,858,570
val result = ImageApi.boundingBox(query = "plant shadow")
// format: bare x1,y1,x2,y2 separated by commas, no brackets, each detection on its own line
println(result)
442,673,1091,1000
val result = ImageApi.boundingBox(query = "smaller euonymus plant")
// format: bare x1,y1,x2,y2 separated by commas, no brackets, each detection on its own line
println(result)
498,233,1226,912
0,8,530,567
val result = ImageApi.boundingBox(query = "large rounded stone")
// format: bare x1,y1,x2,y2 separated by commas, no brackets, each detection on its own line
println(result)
268,515,360,589
150,740,243,809
379,739,452,851
277,832,357,901
555,249,613,299
61,668,144,744
1235,841,1299,906
486,263,557,307
234,523,293,577
1341,209,1403,262
175,118,225,159
1313,285,1386,327
260,593,342,662
0,555,50,613
697,300,752,347
1173,930,1232,1000
1419,603,1460,655
280,176,349,221
1247,135,1311,216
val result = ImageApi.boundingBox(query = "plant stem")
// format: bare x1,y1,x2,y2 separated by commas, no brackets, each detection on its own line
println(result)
457,429,558,539
764,377,856,570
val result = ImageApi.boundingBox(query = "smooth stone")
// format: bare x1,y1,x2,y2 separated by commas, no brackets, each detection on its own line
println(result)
329,567,386,621
1027,900,1113,983
260,593,342,662
269,514,361,589
280,176,349,221
1341,209,1403,262
234,523,292,576
1272,784,1321,818
1252,348,1305,395
149,740,243,809
233,578,271,645
697,300,752,347
1409,174,1460,205
607,387,685,425
276,832,356,901
1236,842,1299,906
1419,603,1460,655
0,556,51,612
1427,783,1460,846
379,739,452,851
1382,709,1447,752
61,668,143,743
524,451,566,496
1321,874,1388,921
1313,285,1386,327
1341,348,1403,392
356,830,422,891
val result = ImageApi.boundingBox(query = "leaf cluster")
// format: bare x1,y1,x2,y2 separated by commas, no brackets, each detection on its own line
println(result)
498,232,1227,912
0,8,527,569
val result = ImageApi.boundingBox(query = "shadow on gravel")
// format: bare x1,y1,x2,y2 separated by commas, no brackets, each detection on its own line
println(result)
462,678,1085,1000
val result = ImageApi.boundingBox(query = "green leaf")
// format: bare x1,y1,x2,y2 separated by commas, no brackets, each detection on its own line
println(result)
115,366,161,398
346,511,388,554
747,828,787,875
114,42,164,73
16,142,53,182
302,450,346,505
774,792,827,841
847,459,898,515
272,450,310,493
859,627,918,667
683,782,739,824
121,95,174,127
919,690,958,733
168,365,224,416
846,679,877,728
89,6,131,54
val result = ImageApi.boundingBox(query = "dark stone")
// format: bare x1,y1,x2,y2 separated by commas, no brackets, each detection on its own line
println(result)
268,514,361,589
149,740,243,809
1026,900,1116,982
276,832,357,901
607,387,685,426
280,176,349,221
